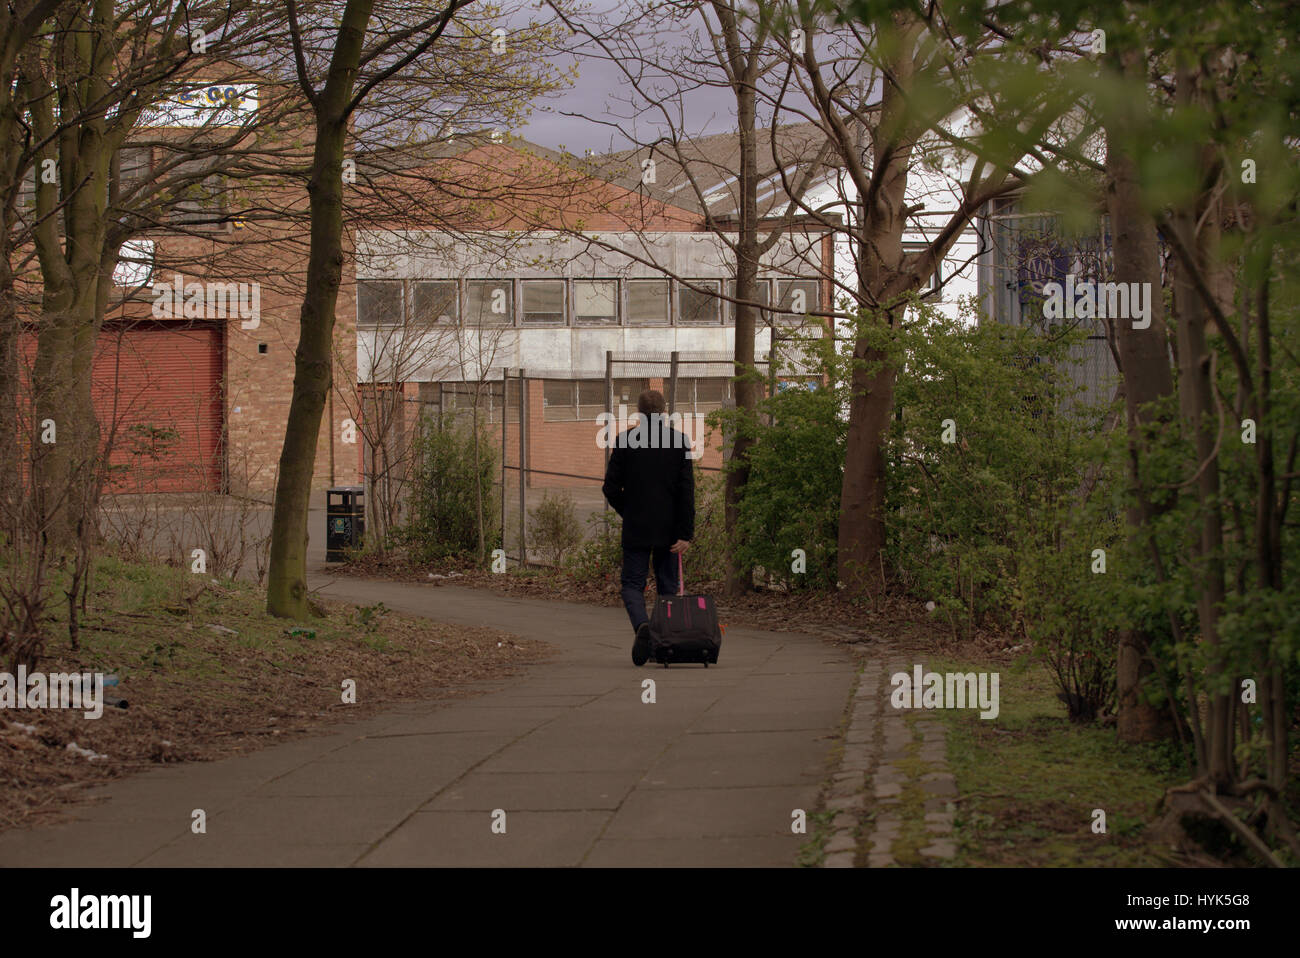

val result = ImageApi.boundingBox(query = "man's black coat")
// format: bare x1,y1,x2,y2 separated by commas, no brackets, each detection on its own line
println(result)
601,423,695,549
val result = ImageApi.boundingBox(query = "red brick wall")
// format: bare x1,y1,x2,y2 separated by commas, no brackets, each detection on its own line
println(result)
142,223,360,499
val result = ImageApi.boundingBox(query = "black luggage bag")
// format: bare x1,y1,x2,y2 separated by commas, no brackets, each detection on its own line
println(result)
648,554,722,667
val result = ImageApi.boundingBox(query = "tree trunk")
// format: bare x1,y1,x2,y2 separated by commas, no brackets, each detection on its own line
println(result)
835,59,913,592
265,116,348,616
1104,49,1178,742
31,290,102,554
1250,267,1287,793
0,231,18,541
837,339,897,591
473,387,485,564
720,5,760,597
1168,106,1232,783
266,2,372,618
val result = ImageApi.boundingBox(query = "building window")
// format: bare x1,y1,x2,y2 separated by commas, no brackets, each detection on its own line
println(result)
775,279,821,325
678,279,722,325
522,279,565,324
165,154,227,228
413,280,459,325
903,243,942,294
116,145,152,197
611,378,649,413
574,279,618,325
437,380,518,423
724,278,770,326
627,279,670,325
544,379,599,422
113,239,155,288
357,280,404,327
17,166,34,209
543,378,647,421
466,279,514,325
543,380,575,421
674,376,733,414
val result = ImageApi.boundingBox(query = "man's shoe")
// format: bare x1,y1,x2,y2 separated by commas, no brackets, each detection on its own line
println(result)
632,623,652,666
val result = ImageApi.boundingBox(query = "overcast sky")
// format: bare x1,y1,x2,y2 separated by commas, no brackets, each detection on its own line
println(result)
511,1,825,154
516,4,732,154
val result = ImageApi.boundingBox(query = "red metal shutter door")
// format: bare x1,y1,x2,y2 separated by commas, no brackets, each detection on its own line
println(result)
94,323,224,493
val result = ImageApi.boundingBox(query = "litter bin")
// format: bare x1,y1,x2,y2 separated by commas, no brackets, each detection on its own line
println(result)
326,485,365,562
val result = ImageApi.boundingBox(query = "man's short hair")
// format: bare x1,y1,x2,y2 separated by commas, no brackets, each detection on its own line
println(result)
637,389,666,416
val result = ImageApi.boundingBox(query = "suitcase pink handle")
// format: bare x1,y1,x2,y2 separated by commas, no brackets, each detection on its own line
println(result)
678,552,684,596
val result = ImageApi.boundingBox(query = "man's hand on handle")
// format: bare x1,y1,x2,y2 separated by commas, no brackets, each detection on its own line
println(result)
670,540,691,554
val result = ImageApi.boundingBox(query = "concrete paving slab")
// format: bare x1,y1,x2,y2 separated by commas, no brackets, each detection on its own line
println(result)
308,730,519,766
372,706,565,735
427,771,641,811
475,739,668,774
0,817,186,868
642,730,833,788
252,755,474,797
137,839,373,868
581,836,799,868
601,786,820,841
357,810,613,868
202,794,426,845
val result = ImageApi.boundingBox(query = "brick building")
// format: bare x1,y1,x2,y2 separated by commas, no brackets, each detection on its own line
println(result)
352,132,838,506
15,75,360,498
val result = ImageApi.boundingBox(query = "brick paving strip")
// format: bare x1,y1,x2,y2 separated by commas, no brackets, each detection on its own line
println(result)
820,654,958,867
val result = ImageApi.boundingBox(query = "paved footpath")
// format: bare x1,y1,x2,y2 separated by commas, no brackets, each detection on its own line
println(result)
0,573,857,867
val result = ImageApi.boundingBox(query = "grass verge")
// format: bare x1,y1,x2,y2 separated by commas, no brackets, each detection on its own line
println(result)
927,653,1187,866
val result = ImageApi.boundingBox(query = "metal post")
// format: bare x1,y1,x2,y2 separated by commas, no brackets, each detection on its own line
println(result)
518,367,527,569
604,350,613,540
768,326,778,400
500,368,508,561
604,350,613,468
668,350,679,417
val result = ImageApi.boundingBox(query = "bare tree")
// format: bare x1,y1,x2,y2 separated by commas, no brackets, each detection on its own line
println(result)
266,0,571,617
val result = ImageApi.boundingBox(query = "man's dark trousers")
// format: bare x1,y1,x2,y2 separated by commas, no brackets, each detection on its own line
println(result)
620,546,679,632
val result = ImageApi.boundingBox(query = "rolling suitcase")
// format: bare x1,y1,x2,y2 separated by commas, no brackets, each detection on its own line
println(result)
648,554,722,667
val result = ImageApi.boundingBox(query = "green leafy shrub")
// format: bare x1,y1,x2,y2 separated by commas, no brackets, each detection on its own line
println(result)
731,378,845,590
1016,481,1125,721
885,301,1109,635
565,512,623,585
528,490,583,567
402,416,498,562
684,466,730,586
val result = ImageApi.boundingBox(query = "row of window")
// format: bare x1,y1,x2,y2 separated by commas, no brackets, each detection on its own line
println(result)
421,377,736,423
357,277,823,328
539,377,733,421
20,146,230,228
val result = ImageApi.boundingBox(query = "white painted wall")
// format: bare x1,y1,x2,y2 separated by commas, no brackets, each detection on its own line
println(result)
800,160,981,329
354,230,828,383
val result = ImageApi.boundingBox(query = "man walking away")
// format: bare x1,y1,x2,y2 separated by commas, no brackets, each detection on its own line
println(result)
601,389,694,665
